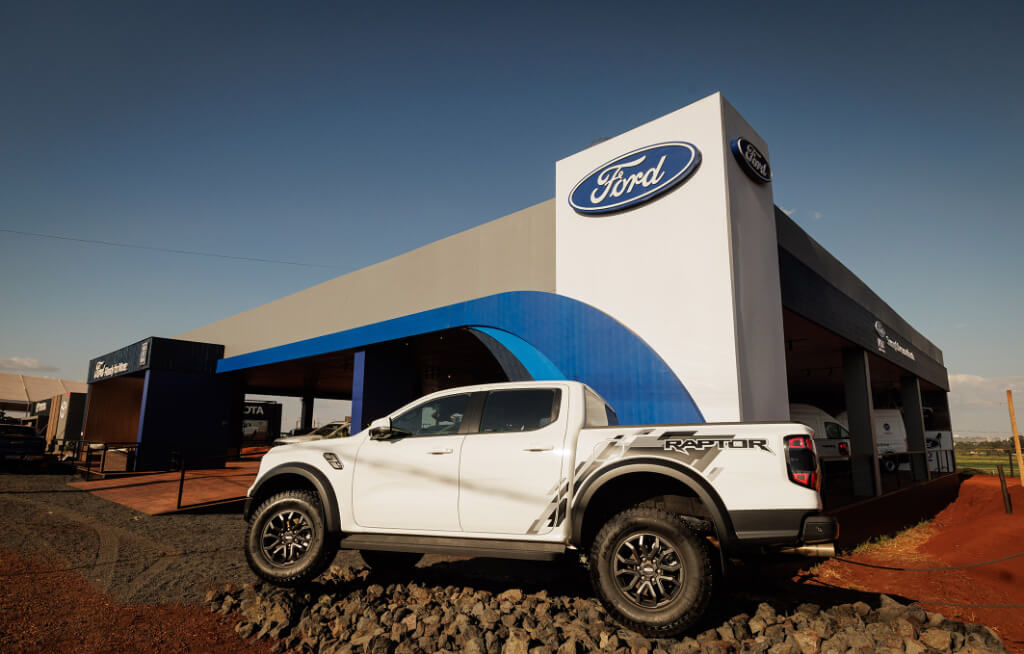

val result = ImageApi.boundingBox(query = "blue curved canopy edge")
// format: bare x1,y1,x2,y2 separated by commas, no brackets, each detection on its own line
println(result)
216,291,703,425
468,326,564,381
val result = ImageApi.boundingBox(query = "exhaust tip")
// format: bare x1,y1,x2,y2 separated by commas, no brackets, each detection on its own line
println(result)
779,543,836,558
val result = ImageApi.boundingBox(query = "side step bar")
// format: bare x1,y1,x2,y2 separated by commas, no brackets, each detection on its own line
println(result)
338,534,566,561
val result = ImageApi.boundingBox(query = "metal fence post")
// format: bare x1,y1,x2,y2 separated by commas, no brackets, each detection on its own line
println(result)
998,465,1013,514
176,454,186,510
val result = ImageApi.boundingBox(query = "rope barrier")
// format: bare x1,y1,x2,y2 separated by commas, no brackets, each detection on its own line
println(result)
832,550,1024,571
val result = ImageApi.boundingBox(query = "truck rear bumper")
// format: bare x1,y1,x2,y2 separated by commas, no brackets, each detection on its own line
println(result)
801,514,838,544
729,509,837,548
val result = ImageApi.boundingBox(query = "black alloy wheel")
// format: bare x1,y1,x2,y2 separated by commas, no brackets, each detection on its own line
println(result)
245,490,335,586
589,506,713,637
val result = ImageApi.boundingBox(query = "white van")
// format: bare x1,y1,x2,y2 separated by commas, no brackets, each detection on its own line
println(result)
829,409,949,473
837,409,908,472
788,404,852,459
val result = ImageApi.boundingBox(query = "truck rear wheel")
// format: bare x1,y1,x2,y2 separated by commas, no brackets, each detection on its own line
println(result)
589,506,712,637
245,490,335,586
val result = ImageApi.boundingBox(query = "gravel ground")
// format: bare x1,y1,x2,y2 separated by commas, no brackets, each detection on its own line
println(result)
0,467,369,605
0,467,1011,653
0,468,499,606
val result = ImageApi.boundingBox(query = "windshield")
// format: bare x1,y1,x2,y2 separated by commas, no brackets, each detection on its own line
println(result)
310,423,341,436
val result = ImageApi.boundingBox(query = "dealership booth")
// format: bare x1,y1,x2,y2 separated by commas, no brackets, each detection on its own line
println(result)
82,93,952,507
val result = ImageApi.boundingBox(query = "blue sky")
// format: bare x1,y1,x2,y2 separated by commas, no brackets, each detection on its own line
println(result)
1,1,1021,435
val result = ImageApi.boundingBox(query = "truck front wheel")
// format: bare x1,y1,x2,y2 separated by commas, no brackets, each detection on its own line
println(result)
589,506,713,637
245,490,335,586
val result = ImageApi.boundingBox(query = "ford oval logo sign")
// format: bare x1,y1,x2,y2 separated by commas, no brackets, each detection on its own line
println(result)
730,137,771,184
569,142,701,215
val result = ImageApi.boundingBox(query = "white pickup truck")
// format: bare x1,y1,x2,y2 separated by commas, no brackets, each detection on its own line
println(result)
243,381,836,636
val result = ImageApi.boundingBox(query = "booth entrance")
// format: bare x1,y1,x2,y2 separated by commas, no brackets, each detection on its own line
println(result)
783,309,954,509
81,338,227,472
227,326,526,437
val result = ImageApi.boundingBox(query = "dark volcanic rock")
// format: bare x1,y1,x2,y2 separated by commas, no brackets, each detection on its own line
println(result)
206,564,1008,654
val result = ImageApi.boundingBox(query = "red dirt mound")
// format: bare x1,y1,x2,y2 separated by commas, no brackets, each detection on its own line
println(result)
807,475,1024,653
0,549,271,653
922,475,1024,602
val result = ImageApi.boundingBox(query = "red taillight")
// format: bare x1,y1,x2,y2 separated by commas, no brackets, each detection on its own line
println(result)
838,441,850,457
788,436,810,450
785,434,820,491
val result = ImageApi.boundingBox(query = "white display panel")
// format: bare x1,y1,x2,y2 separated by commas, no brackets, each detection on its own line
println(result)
555,93,787,422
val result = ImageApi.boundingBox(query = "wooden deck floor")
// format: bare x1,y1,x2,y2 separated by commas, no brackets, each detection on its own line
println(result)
68,460,261,515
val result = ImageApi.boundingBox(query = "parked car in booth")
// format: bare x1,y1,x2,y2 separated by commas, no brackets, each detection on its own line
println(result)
837,409,908,472
788,404,851,459
0,424,46,461
272,420,350,446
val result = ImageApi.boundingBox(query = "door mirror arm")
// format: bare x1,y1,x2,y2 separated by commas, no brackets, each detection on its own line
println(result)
368,417,392,440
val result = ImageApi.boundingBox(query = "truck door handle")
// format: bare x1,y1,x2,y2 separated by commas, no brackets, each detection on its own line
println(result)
523,445,553,452
426,448,453,455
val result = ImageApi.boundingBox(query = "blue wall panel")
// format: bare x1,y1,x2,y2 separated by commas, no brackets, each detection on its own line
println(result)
217,292,703,425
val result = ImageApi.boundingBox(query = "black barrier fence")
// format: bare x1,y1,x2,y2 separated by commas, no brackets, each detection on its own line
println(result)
171,449,254,511
820,449,956,509
62,440,142,479
955,448,1020,477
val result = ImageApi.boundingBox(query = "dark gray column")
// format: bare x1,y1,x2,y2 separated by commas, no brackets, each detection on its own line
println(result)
300,395,314,433
843,348,881,497
901,376,931,481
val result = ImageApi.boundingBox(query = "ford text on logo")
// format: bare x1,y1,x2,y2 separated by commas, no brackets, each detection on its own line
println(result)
730,137,771,184
569,142,701,214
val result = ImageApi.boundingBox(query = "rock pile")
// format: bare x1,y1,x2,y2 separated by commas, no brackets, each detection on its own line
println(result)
206,566,1006,653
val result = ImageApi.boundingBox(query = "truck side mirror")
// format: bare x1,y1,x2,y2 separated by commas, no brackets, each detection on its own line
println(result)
368,417,393,440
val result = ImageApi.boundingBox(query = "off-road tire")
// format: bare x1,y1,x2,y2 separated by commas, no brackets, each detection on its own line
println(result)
245,490,335,586
589,506,713,637
360,550,424,574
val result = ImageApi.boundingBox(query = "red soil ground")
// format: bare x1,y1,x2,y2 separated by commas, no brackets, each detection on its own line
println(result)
808,475,1024,653
0,549,271,653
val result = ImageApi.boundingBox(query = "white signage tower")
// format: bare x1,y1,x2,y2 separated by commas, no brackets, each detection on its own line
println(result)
555,93,788,422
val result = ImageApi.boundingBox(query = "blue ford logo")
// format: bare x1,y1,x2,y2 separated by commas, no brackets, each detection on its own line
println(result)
730,137,771,184
569,142,701,215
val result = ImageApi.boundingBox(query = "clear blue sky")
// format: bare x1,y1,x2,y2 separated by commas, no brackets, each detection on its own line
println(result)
1,1,1021,435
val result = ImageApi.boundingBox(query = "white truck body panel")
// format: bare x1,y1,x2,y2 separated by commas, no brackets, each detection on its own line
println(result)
250,381,825,546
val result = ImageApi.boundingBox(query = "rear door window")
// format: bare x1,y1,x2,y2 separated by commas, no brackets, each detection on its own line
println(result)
479,389,561,433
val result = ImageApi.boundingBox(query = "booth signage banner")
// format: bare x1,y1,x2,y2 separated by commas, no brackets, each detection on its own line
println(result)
88,338,152,383
569,142,701,214
730,137,771,184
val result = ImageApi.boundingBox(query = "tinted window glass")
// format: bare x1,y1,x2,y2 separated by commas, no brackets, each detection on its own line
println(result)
480,389,560,433
584,388,618,427
391,394,470,436
824,422,842,439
